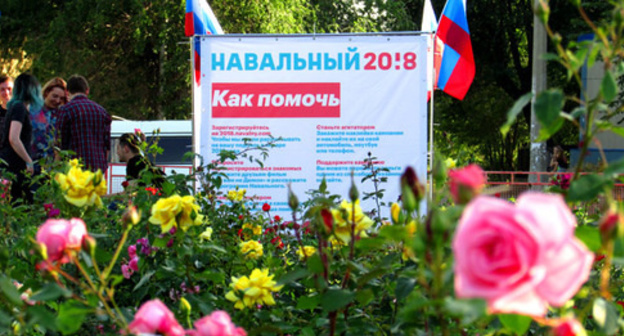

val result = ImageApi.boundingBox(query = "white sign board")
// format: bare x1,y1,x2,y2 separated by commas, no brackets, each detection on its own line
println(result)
194,34,429,216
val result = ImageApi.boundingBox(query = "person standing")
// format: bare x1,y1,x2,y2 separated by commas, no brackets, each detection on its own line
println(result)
116,132,165,189
547,145,569,172
0,73,42,203
31,77,67,164
0,75,14,149
57,75,111,173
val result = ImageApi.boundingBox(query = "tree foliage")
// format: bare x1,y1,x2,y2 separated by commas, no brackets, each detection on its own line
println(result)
0,0,613,170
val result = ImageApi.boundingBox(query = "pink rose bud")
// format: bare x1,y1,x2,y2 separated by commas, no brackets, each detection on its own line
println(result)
453,193,594,316
552,318,586,336
191,310,247,336
599,207,623,242
129,257,139,272
128,299,185,336
36,218,89,264
448,164,485,204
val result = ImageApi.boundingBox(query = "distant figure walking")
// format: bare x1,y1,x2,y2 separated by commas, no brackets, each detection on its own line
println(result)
548,145,569,172
57,75,111,172
0,73,42,203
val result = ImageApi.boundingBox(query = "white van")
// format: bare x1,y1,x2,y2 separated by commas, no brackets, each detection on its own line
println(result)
107,120,193,193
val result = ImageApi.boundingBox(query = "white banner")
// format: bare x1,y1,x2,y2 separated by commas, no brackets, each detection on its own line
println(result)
195,34,429,217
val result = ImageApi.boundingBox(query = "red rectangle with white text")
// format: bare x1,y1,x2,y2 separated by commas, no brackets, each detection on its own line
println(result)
211,83,341,118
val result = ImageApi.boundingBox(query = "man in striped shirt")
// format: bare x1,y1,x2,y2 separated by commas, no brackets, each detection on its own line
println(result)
57,75,111,173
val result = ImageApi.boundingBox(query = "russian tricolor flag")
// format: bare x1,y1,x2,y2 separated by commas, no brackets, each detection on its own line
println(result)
185,0,223,36
185,0,223,86
436,0,474,100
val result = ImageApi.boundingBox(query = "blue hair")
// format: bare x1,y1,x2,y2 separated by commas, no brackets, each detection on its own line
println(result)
7,73,43,114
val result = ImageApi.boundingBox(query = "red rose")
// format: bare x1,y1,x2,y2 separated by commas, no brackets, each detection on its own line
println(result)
262,203,271,212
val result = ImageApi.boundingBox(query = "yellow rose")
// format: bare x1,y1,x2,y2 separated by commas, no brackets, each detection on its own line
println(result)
406,220,417,236
54,162,106,208
178,195,204,231
199,227,213,241
227,188,246,202
445,158,457,169
331,199,374,243
391,202,401,224
296,246,317,260
240,240,263,259
149,195,182,233
225,268,283,310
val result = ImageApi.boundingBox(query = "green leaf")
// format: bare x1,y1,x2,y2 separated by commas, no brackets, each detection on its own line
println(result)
605,158,624,177
133,270,156,291
152,236,170,248
610,126,624,139
535,89,564,128
575,225,601,252
27,305,57,331
443,298,486,325
321,289,355,312
278,268,310,286
300,327,316,336
199,271,226,284
379,225,407,242
30,283,72,302
0,310,10,327
395,277,417,300
501,92,533,137
356,288,374,306
566,174,613,202
306,254,324,275
499,314,532,335
601,71,618,103
0,275,23,306
536,118,565,141
56,300,92,335
593,298,619,335
296,295,320,310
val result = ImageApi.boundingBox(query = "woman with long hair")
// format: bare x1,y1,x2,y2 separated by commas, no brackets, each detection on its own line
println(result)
31,77,67,163
0,73,43,203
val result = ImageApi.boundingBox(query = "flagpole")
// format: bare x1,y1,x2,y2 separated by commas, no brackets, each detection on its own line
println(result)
190,36,198,173
427,37,436,200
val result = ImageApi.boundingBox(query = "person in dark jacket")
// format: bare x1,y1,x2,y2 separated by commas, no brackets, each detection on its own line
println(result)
0,73,42,203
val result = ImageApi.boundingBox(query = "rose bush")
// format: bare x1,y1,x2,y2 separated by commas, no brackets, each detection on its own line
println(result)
1,2,624,335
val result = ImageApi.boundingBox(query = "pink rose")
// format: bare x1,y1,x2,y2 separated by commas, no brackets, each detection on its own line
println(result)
128,299,185,336
552,318,586,336
129,257,139,272
448,164,485,204
128,245,137,259
121,264,133,279
36,218,89,264
190,311,247,336
452,193,594,316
